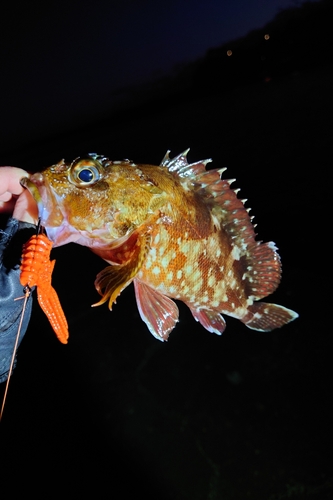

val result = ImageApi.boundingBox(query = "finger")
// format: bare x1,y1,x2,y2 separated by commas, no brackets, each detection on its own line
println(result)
0,167,29,196
0,191,13,202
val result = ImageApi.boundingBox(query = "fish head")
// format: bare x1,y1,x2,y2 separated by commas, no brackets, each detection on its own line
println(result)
21,154,166,248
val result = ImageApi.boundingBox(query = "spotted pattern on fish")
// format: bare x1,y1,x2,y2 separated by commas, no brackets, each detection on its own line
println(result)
22,150,298,341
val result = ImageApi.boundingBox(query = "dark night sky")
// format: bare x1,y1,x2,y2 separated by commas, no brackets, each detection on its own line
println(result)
0,0,312,148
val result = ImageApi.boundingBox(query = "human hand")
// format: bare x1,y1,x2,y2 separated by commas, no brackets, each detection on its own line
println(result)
0,166,38,224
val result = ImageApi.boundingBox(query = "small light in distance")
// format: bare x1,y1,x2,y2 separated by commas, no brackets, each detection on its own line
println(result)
227,50,233,56
264,34,270,40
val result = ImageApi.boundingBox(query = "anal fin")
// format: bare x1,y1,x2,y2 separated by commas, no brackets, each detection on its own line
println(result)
190,308,226,335
134,280,179,341
243,302,298,332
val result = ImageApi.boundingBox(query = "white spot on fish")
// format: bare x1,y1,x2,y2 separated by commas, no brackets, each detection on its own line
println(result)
230,278,237,289
177,270,182,279
208,275,215,287
167,271,173,281
152,266,160,275
185,264,193,276
231,245,241,260
154,234,160,245
192,277,203,293
161,254,171,269
192,269,201,282
150,247,156,262
158,246,166,257
229,306,249,319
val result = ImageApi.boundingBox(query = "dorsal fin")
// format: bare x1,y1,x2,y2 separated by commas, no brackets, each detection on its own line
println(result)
160,149,212,177
160,149,257,252
161,150,282,299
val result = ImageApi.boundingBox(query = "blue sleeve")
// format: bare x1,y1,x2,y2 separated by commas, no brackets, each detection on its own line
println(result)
0,218,36,383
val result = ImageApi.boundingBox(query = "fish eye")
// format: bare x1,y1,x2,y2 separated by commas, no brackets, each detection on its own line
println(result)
78,168,94,183
69,159,103,186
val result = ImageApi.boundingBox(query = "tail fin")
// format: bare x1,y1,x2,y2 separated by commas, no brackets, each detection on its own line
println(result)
243,302,298,332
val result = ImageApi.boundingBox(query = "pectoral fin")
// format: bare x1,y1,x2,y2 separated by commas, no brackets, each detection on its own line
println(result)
92,232,151,309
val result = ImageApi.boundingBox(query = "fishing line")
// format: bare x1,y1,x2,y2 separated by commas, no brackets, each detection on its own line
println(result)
0,219,41,422
0,287,31,422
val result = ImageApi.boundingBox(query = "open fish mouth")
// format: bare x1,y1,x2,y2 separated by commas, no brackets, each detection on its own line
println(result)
20,175,44,206
20,174,64,231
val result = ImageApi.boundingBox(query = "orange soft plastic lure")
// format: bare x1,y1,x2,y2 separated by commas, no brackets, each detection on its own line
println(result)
20,232,68,344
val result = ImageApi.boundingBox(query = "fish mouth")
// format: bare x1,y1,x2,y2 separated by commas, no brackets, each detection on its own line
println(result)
20,175,43,206
20,174,64,229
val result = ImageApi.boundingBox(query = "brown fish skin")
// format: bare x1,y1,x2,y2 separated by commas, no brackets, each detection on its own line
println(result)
22,151,298,340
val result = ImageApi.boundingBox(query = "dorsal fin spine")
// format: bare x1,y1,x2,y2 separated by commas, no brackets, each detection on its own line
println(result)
160,151,281,297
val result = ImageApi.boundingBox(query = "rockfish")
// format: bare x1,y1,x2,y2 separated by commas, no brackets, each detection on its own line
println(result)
22,150,298,340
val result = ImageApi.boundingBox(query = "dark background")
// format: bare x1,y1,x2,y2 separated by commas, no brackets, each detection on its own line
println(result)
1,1,331,498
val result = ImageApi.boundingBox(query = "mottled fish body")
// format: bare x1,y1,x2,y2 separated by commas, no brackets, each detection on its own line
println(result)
22,151,298,340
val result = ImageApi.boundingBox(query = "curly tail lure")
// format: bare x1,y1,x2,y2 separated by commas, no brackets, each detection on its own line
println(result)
19,228,68,344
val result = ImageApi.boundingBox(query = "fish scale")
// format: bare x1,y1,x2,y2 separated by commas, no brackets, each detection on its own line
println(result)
21,150,298,341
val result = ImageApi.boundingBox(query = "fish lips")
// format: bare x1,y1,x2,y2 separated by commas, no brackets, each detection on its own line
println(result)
20,174,64,228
